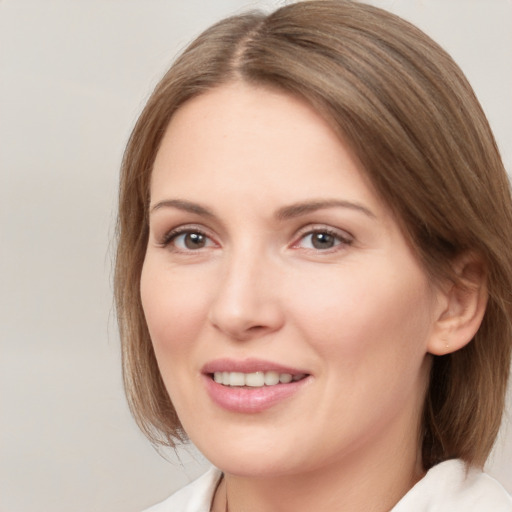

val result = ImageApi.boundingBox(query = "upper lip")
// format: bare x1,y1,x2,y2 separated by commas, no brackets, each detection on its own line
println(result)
202,358,309,375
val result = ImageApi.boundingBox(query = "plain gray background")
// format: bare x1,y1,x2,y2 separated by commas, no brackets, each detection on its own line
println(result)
1,1,511,511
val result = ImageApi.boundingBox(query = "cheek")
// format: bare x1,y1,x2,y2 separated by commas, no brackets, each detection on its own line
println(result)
287,260,435,365
286,262,435,437
140,261,211,360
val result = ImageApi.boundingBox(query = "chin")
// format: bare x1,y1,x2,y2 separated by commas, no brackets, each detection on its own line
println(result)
190,432,302,477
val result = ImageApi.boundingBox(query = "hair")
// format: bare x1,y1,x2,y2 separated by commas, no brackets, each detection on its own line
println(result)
115,0,512,469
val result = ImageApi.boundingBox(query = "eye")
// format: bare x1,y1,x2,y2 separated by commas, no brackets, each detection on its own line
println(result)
163,229,216,251
295,228,352,251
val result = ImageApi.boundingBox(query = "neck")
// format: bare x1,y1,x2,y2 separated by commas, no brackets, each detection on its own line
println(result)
223,455,422,512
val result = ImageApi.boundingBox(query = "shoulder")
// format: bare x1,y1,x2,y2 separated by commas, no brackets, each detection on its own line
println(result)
392,459,512,511
141,467,222,512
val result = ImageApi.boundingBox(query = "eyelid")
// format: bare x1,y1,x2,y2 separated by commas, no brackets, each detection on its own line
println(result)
291,224,354,249
158,223,218,248
154,222,353,252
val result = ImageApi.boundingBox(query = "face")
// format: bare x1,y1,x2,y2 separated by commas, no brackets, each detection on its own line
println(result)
141,83,443,478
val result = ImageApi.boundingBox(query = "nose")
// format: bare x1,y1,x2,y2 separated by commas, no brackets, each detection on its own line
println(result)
208,250,285,341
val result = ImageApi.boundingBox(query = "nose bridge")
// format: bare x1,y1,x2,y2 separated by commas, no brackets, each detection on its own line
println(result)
208,240,283,339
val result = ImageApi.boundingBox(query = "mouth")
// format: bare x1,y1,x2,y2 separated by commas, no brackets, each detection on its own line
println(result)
210,371,308,388
202,359,311,413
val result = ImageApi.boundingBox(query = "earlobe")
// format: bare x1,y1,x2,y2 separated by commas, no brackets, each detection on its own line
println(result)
428,254,488,356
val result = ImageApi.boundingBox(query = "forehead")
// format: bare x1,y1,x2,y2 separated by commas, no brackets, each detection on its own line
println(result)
154,82,345,168
150,82,383,212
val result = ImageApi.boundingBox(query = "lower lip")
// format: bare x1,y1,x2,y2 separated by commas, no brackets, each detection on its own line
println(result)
203,374,310,413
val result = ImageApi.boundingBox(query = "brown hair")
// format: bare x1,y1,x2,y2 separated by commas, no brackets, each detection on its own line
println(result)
115,0,512,468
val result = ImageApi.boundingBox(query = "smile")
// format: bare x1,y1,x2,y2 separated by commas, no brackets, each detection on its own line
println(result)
212,371,307,387
202,359,311,412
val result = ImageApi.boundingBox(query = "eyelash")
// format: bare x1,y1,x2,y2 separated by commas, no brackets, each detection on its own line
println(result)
158,225,353,253
159,225,215,251
292,226,353,252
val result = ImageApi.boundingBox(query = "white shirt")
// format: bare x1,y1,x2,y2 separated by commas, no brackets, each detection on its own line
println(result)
143,459,512,512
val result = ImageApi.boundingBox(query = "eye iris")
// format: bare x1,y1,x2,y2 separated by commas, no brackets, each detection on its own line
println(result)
312,232,335,249
185,232,206,249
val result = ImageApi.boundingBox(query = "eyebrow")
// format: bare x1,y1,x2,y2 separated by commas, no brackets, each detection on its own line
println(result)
149,198,375,219
150,199,215,217
275,199,376,220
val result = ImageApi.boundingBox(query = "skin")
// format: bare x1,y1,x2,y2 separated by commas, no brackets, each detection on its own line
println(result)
141,82,453,512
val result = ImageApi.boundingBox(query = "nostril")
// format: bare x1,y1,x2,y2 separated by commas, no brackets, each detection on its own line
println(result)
248,325,266,331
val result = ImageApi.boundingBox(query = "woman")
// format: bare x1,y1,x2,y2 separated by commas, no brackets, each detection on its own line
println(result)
115,1,512,510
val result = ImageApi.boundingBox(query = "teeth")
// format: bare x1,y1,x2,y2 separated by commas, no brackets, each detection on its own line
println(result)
229,372,245,386
246,372,265,387
264,371,280,386
212,371,306,387
279,373,292,384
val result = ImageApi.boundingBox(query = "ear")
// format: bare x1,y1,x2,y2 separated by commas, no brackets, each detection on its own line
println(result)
428,253,488,356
